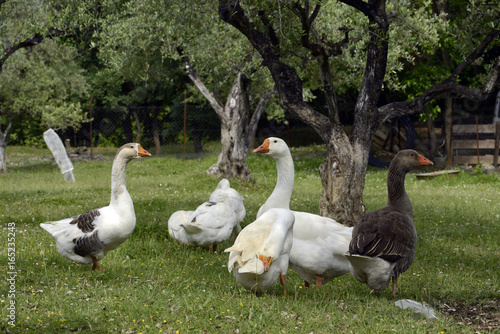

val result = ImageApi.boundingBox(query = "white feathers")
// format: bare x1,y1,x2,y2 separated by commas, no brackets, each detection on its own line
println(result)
225,208,295,294
395,299,438,319
168,179,245,250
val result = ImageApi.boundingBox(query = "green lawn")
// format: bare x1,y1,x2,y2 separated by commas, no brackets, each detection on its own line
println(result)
1,145,499,333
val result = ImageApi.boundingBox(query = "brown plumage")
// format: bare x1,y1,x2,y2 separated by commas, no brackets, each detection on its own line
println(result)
346,149,433,297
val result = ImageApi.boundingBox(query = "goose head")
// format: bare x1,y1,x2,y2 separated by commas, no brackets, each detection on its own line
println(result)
116,143,152,161
253,137,290,158
391,149,433,172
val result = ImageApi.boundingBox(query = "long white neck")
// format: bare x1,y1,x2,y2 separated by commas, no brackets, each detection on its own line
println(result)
110,154,131,206
257,151,294,217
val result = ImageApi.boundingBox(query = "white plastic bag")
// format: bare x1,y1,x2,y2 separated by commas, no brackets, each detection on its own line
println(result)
43,129,75,183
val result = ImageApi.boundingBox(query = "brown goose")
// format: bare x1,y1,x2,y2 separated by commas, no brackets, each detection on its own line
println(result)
40,143,151,271
345,149,433,297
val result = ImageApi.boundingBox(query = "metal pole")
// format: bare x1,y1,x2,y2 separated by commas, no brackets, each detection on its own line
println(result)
89,93,94,160
183,90,187,160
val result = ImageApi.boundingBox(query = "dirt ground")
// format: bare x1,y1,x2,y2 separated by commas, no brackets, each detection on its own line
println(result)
439,299,500,332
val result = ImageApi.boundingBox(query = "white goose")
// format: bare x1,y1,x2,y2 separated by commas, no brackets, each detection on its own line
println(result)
40,143,151,271
254,137,353,288
225,208,295,296
168,179,245,252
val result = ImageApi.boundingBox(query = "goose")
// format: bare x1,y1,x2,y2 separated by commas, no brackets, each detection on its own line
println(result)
345,149,433,297
254,137,352,288
168,179,245,252
40,143,151,271
225,208,295,296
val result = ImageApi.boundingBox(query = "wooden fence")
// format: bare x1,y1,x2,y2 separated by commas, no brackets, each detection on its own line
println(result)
451,122,500,166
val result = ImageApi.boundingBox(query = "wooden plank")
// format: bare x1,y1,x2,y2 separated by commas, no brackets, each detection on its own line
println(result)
452,139,496,149
453,124,495,134
452,155,494,165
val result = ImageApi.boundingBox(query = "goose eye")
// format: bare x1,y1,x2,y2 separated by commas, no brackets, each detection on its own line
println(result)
274,140,278,143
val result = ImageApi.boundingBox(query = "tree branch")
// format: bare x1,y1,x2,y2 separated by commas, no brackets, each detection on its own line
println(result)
246,86,277,147
448,27,500,82
176,48,224,118
0,28,66,73
218,0,330,139
379,29,500,119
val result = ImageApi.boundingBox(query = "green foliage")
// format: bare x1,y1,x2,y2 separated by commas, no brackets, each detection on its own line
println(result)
0,145,498,333
0,39,89,131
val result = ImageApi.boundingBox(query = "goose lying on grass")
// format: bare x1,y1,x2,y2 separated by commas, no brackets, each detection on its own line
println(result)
225,208,295,296
40,143,151,271
253,137,353,288
345,149,433,297
168,179,245,252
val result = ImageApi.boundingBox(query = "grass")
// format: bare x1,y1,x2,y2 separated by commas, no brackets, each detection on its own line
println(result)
1,144,499,333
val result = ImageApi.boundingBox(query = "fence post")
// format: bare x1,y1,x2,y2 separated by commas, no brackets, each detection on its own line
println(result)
183,90,187,160
495,122,500,168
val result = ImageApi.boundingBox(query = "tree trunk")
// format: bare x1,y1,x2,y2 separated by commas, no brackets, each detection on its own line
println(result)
179,51,275,181
132,109,143,143
206,72,252,181
317,136,370,225
0,140,6,173
0,114,14,173
123,109,134,143
151,107,161,156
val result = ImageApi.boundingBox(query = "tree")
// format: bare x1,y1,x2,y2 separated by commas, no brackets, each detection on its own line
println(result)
218,0,500,225
0,39,89,172
96,0,278,180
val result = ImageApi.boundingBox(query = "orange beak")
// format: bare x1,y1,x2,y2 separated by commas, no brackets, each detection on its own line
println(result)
253,138,270,154
417,154,433,166
138,144,152,157
258,254,273,272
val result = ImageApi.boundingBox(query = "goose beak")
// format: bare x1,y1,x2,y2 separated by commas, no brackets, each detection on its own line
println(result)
417,154,433,166
137,144,152,157
258,254,273,272
253,138,270,154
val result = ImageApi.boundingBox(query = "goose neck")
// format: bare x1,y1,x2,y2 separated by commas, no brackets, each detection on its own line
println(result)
110,155,129,204
271,155,294,203
386,164,412,214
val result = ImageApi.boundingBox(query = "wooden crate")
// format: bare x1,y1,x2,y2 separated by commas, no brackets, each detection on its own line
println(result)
451,123,500,166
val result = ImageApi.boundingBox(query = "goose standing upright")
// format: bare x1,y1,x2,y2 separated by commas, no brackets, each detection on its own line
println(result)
225,208,295,296
40,143,151,271
254,137,352,288
345,149,433,297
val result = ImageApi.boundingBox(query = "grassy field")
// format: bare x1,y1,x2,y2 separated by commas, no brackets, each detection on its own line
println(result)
0,144,499,333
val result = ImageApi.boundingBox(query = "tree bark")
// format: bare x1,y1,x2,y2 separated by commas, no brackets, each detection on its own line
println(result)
206,72,253,180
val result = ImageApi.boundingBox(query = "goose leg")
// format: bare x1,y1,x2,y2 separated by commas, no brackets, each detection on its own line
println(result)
315,274,322,288
280,275,287,296
391,275,398,298
92,256,103,271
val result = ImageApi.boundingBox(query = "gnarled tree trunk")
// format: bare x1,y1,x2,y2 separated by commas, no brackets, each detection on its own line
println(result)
206,72,253,180
179,51,276,181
